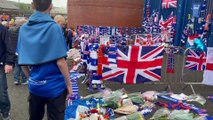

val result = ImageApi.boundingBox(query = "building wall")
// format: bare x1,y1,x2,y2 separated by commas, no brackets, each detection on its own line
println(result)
67,0,144,28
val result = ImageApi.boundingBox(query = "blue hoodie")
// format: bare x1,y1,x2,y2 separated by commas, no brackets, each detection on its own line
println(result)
17,11,67,65
17,11,67,98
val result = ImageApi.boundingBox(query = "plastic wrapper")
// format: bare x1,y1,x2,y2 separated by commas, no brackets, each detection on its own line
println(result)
157,95,207,115
103,99,120,109
83,92,104,99
140,101,155,109
150,108,170,120
102,89,126,102
122,98,133,107
65,100,90,120
114,112,145,120
168,110,194,120
141,91,158,101
102,88,113,98
114,105,138,115
114,116,128,120
84,89,112,99
171,93,189,101
103,95,121,109
194,116,208,120
126,112,145,120
186,94,206,105
67,48,81,61
79,114,106,120
128,94,144,105
102,89,127,109
89,114,105,120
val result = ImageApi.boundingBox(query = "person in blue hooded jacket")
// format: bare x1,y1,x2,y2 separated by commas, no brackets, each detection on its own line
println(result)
17,0,73,120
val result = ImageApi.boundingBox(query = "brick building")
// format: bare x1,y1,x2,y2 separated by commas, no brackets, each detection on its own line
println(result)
67,0,144,28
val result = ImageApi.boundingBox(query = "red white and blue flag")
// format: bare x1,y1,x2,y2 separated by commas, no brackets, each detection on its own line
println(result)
135,34,162,46
185,49,206,71
159,15,176,42
203,47,213,86
101,46,164,84
162,0,177,9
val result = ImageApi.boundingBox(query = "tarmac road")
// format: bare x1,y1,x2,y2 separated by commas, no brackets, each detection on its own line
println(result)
2,73,213,120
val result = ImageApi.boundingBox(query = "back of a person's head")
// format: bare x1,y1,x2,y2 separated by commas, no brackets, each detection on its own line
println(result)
2,21,8,27
32,0,52,12
54,15,65,24
9,20,15,27
15,18,27,26
54,15,66,28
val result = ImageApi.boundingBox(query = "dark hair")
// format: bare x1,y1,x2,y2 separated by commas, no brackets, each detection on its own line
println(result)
33,0,52,11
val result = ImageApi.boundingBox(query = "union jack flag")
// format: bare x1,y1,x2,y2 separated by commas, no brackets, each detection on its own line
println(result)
185,49,206,71
101,46,164,84
162,0,177,9
135,34,162,46
159,15,176,42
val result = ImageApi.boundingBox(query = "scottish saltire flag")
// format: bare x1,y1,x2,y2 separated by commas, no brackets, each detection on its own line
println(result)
101,46,164,84
185,49,206,71
203,47,213,86
162,0,177,9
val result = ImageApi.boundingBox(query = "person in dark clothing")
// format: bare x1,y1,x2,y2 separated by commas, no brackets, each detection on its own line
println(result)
0,22,16,120
9,18,27,85
54,15,69,51
66,28,74,49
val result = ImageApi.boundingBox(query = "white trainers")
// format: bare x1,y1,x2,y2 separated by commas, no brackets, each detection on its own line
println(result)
2,113,11,120
21,81,28,85
2,116,11,120
13,81,20,85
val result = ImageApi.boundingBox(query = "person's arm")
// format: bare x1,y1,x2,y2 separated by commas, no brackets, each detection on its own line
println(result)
4,27,16,73
21,66,30,78
4,65,13,74
56,58,73,99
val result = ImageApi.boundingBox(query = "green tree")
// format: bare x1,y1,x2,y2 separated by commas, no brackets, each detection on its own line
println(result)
16,3,33,16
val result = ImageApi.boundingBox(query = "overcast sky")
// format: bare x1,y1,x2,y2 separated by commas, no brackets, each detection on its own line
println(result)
8,0,67,7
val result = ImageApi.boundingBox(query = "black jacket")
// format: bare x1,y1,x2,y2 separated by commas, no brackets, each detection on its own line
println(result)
0,24,16,66
9,25,20,62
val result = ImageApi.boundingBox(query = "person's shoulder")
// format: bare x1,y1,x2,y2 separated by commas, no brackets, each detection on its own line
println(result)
9,26,19,32
0,24,7,31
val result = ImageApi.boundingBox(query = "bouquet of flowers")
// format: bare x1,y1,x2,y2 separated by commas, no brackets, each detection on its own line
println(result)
67,48,82,71
67,48,81,61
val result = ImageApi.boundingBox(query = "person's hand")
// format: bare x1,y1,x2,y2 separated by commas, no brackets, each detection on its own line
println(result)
5,65,13,74
66,85,73,100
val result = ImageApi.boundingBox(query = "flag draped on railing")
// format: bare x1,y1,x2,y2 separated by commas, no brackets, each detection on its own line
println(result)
101,46,165,84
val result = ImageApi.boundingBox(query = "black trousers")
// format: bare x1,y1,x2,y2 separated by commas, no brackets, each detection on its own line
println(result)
28,91,66,120
66,39,72,49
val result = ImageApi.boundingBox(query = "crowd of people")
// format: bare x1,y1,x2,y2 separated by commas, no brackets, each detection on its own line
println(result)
0,0,76,120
